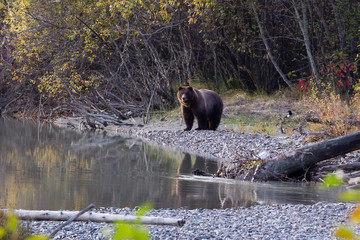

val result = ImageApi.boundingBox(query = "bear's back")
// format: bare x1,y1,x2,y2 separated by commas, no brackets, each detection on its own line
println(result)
198,89,223,114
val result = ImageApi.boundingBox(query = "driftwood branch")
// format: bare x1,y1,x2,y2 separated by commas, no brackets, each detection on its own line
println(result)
305,116,360,126
255,132,360,181
49,203,95,238
1,209,185,227
320,163,360,172
94,89,128,120
345,171,360,186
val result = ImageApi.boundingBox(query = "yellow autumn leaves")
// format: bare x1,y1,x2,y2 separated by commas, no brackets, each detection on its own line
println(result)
3,0,215,99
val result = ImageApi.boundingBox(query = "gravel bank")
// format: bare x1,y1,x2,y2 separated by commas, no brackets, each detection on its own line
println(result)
129,129,307,162
54,116,308,162
30,202,355,239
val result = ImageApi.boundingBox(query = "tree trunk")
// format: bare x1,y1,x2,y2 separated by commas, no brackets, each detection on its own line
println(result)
254,131,360,181
212,45,219,90
292,0,323,93
314,2,333,47
1,209,185,226
179,25,192,85
250,2,294,90
320,163,360,172
331,0,345,50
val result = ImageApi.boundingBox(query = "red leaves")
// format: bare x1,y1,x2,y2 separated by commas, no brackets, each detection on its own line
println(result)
337,80,344,87
298,79,309,92
318,53,356,90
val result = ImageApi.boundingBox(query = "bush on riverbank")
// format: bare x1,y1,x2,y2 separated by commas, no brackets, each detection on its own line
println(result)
0,211,46,240
302,80,360,141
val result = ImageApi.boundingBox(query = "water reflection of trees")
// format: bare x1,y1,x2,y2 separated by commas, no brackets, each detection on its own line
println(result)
0,118,342,210
0,118,182,210
0,118,257,210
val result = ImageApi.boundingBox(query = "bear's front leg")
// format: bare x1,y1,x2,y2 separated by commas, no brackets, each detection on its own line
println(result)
182,106,194,131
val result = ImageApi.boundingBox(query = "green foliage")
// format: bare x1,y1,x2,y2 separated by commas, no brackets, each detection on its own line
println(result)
113,224,149,240
339,190,360,202
335,225,357,240
252,120,277,136
113,203,153,240
0,212,47,240
0,212,19,239
323,173,360,239
322,171,345,187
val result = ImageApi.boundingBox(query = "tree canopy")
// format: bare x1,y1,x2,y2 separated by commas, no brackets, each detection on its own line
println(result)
0,0,359,119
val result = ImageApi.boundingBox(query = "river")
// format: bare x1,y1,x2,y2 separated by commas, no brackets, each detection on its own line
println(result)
0,117,344,210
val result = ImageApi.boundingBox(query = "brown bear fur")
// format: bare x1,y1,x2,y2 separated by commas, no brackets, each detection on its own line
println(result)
177,86,223,131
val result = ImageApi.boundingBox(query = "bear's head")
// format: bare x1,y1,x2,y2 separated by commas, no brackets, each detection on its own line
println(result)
177,86,196,108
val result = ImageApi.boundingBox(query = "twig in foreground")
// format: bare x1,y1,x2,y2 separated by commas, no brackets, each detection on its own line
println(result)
48,203,95,238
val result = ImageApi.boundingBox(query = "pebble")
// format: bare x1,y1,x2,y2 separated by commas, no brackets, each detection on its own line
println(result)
28,203,357,239
129,129,307,163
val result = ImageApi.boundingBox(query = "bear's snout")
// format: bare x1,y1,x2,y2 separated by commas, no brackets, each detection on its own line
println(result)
182,95,188,101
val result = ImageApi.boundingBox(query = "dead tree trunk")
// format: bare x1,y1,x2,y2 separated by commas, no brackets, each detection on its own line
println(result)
292,0,323,93
254,132,360,181
250,2,294,90
1,209,185,226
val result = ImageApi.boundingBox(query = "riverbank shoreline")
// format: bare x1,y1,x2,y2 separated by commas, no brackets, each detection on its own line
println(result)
53,114,360,182
34,115,360,239
8,105,358,239
53,115,308,163
0,112,353,239
28,202,355,239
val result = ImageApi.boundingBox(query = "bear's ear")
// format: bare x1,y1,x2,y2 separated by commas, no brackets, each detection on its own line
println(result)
178,86,183,91
188,86,193,91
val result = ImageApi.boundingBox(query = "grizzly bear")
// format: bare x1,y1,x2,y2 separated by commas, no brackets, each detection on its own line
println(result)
177,86,223,131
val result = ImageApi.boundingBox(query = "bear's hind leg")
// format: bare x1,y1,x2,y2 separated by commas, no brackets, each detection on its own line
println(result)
209,115,222,130
195,115,208,130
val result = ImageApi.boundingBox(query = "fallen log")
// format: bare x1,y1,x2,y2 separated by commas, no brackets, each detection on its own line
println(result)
254,131,360,181
1,209,185,227
345,171,360,185
345,171,360,180
305,116,360,127
320,162,360,172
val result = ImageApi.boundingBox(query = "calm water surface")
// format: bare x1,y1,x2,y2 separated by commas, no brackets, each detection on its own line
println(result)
0,118,344,210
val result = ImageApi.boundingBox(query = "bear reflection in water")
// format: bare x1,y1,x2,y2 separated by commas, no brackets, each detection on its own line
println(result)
178,152,218,176
174,153,256,208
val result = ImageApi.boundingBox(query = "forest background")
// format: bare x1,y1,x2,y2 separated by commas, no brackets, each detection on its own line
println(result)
0,0,359,122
